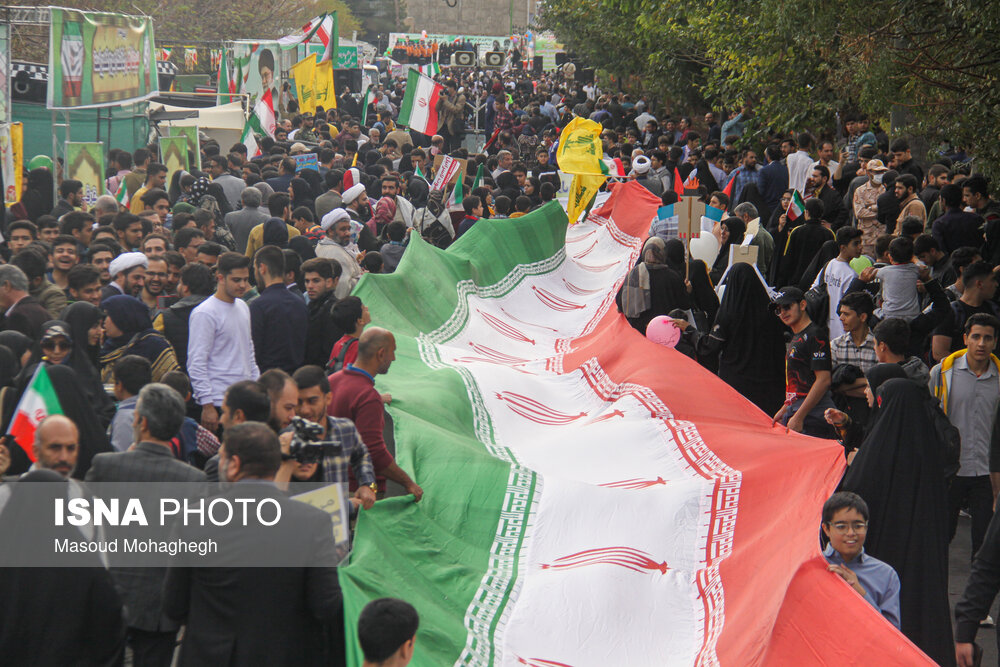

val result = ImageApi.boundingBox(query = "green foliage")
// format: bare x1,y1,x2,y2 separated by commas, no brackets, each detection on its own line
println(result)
541,0,1000,182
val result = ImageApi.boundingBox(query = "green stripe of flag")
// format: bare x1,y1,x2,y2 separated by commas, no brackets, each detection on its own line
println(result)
340,203,569,665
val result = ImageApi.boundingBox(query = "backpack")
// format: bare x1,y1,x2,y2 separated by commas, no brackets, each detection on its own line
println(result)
326,337,357,374
804,263,829,324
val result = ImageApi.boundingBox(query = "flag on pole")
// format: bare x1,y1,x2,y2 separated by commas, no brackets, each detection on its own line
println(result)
184,47,198,70
721,174,735,199
157,47,171,62
361,85,377,126
216,48,231,103
318,12,338,64
673,167,685,196
241,122,261,158
555,117,610,224
8,365,63,461
252,88,276,138
398,69,443,136
278,14,330,48
470,163,485,191
447,168,465,211
786,190,806,222
113,178,130,208
418,62,441,77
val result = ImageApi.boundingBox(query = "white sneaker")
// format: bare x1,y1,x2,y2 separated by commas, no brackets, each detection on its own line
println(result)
980,615,995,627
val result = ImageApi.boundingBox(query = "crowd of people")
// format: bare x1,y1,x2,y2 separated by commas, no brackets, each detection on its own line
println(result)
0,56,999,665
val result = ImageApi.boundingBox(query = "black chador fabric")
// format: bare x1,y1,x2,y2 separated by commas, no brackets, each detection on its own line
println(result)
839,378,955,666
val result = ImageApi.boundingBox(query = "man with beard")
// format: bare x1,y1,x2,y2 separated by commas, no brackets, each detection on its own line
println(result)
316,209,363,299
100,252,147,303
65,264,102,306
88,243,114,285
301,257,341,367
139,257,168,312
50,235,80,290
343,183,371,225
113,211,146,251
11,248,68,319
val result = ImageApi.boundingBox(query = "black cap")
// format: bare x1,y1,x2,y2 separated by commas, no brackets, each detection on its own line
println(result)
773,286,805,305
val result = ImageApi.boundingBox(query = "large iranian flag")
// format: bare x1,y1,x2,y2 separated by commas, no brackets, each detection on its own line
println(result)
8,365,63,461
342,182,932,665
398,68,442,136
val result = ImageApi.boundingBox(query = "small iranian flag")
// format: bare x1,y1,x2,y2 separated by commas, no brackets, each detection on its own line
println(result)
418,62,441,77
361,85,377,125
447,168,465,211
217,47,231,103
113,178,130,208
470,163,485,191
414,164,427,182
787,190,806,222
398,69,442,136
241,121,261,157
8,365,63,461
253,88,276,138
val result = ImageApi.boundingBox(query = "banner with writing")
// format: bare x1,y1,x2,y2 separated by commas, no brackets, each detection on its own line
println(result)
47,8,158,109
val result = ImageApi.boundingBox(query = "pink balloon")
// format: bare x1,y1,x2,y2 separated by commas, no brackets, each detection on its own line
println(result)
645,316,681,348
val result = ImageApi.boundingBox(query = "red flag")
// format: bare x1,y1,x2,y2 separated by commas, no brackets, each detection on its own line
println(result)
722,175,735,199
673,167,684,196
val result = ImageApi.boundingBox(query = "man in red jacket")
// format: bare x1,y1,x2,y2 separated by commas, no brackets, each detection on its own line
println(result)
327,327,423,501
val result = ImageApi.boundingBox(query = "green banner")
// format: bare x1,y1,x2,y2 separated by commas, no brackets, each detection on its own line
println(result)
171,126,200,170
303,43,360,69
158,135,188,194
65,142,105,209
47,8,158,110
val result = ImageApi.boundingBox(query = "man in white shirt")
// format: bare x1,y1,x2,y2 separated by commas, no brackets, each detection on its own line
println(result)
187,251,260,433
786,132,816,194
812,227,863,339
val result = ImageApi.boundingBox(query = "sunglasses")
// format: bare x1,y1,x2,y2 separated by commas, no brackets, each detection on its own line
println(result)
41,340,70,351
773,303,796,313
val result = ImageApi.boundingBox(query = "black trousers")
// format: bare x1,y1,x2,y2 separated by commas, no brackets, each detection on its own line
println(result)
127,628,176,667
947,474,995,559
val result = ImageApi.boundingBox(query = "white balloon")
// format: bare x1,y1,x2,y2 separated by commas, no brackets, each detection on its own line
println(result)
688,233,719,265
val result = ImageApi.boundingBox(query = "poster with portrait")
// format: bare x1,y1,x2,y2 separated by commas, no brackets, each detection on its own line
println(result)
233,41,281,110
47,8,158,109
171,126,200,170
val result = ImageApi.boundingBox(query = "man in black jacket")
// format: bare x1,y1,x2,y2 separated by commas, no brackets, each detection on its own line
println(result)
153,262,214,371
302,257,342,368
163,422,343,666
809,165,847,230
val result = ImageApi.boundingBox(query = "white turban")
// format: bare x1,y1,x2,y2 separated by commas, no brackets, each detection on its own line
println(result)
342,183,366,205
320,208,350,231
108,252,148,277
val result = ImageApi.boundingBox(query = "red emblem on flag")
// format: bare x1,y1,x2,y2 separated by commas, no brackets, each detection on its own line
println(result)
561,278,603,296
540,546,669,574
532,286,585,312
494,391,587,425
598,477,668,489
500,307,559,332
477,309,536,344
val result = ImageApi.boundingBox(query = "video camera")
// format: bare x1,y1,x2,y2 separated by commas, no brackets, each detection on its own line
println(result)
284,416,339,464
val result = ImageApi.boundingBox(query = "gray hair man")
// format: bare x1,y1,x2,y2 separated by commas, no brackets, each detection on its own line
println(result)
224,187,269,254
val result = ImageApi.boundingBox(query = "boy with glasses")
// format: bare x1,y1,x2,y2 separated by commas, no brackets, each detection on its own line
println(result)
822,491,900,628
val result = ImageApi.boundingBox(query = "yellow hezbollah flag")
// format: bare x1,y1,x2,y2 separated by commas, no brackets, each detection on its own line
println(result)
290,55,317,114
557,117,608,223
567,173,605,224
313,60,337,110
556,117,606,175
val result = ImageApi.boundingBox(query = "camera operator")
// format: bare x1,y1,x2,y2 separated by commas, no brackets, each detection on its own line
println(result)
435,79,466,153
285,365,377,510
